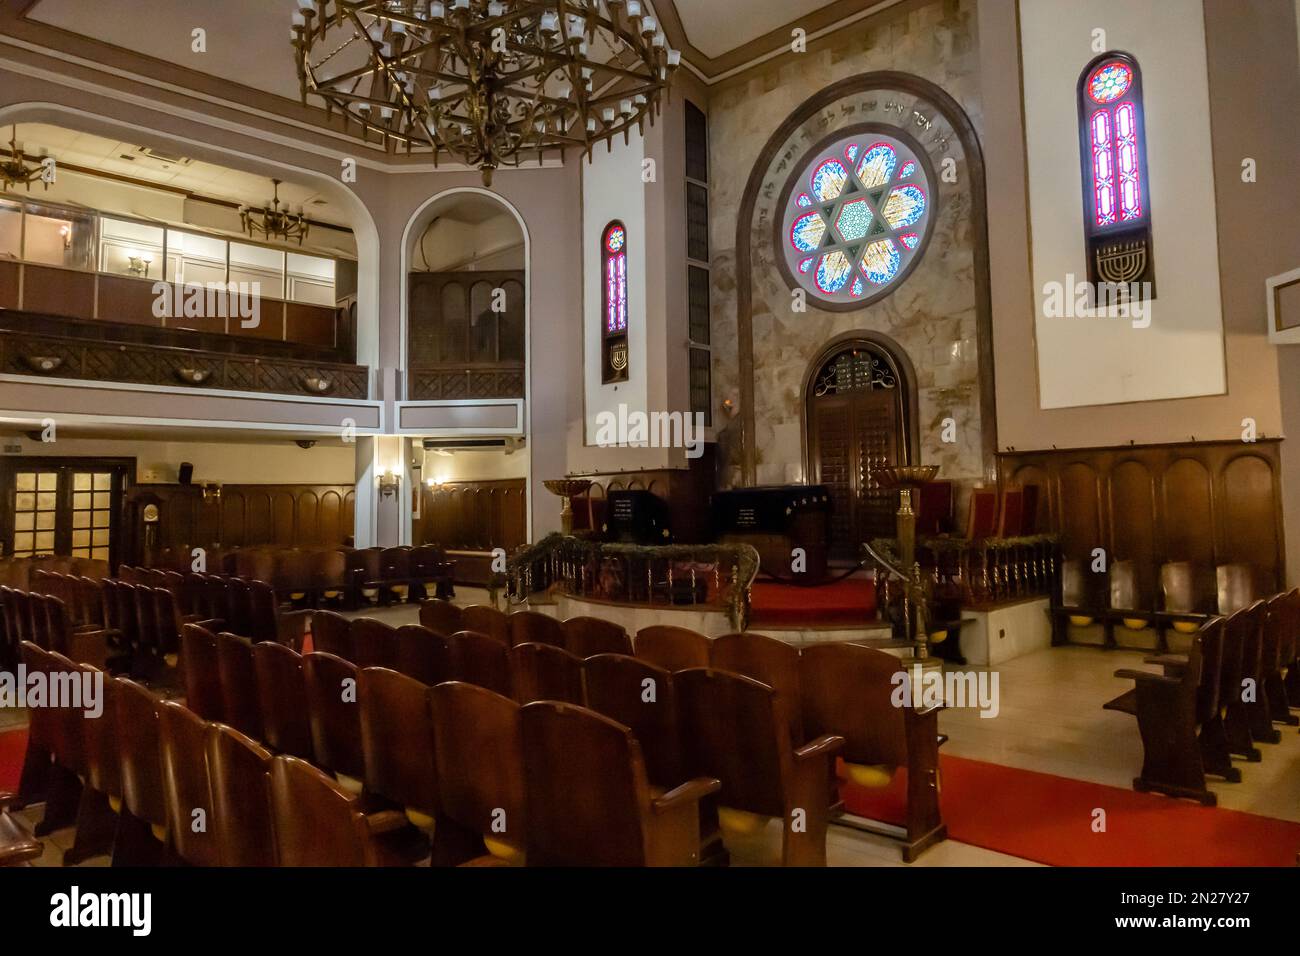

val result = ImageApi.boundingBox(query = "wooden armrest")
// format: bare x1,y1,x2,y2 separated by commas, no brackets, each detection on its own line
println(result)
651,777,722,814
363,810,411,836
194,618,225,632
1144,653,1189,668
1114,667,1180,686
0,791,14,811
794,734,845,763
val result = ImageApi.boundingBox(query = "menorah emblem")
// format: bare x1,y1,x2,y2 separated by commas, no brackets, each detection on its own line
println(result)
610,343,629,373
1096,240,1147,286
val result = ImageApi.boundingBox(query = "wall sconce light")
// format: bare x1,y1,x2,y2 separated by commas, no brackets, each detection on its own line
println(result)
378,470,400,498
126,251,153,277
58,223,71,250
721,398,737,418
201,481,223,503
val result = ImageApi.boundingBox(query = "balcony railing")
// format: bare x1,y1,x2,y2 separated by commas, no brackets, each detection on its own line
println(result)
0,324,369,399
408,362,525,401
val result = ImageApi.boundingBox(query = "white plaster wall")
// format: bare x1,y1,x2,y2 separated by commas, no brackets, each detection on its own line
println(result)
582,131,648,446
1020,0,1226,409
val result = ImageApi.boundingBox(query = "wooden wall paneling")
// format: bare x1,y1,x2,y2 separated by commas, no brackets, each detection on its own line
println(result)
1161,456,1216,571
223,491,248,548
296,490,321,546
1109,457,1159,607
22,265,95,320
417,479,527,555
271,491,296,545
285,302,337,348
0,261,22,309
97,275,166,329
1219,451,1282,593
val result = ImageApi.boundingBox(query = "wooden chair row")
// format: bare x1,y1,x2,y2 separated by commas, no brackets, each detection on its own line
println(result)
1055,560,1260,649
0,586,121,671
1105,589,1300,804
416,601,634,657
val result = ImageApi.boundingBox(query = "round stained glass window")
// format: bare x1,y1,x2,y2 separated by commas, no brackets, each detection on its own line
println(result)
1087,61,1133,104
780,131,933,306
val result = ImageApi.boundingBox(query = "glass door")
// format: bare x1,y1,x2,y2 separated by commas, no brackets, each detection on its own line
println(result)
1,459,129,566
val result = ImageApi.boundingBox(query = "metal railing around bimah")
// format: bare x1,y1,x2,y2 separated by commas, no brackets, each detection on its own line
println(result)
867,533,1059,611
505,533,761,631
0,326,369,399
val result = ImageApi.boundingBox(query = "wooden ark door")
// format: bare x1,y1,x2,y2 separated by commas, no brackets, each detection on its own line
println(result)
807,346,907,562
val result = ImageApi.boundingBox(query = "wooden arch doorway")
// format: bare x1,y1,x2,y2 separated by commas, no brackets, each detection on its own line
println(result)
803,335,918,562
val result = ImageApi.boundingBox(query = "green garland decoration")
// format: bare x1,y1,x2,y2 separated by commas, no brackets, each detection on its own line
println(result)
507,533,760,629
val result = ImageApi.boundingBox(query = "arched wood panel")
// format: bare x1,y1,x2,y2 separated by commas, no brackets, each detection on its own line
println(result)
1109,458,1157,607
1220,453,1280,592
998,440,1284,597
1162,457,1215,568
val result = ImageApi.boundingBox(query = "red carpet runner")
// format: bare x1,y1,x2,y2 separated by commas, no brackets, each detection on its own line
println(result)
0,728,28,792
749,576,877,627
840,754,1300,866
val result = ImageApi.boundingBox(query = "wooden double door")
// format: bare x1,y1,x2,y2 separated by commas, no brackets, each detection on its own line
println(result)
806,347,908,562
0,457,131,567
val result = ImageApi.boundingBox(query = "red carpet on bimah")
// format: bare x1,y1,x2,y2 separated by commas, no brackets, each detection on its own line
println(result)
0,728,27,792
840,753,1300,866
749,575,877,627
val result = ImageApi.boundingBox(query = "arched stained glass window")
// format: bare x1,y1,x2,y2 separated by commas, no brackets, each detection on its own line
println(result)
780,130,934,307
1077,52,1156,297
601,221,629,383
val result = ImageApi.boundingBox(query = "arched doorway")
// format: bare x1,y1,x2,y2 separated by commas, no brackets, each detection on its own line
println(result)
804,337,917,561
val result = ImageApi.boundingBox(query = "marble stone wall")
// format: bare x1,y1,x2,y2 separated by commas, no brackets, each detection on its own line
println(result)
709,0,987,495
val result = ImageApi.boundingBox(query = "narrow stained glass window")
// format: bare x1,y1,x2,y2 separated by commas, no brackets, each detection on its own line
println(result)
601,220,630,383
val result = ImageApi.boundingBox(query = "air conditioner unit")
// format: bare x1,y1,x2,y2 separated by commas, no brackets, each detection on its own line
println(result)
422,437,524,454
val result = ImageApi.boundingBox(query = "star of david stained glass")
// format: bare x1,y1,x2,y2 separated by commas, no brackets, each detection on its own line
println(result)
781,132,933,306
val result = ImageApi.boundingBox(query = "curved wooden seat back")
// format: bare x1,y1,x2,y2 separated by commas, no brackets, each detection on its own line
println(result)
159,700,220,867
215,632,263,740
447,630,513,697
350,618,399,670
249,581,301,648
252,641,313,759
311,610,353,659
380,546,413,582
582,654,681,788
1217,564,1255,616
235,549,276,584
520,701,657,866
712,632,804,744
206,723,275,867
358,667,439,818
1262,594,1287,679
395,624,453,687
418,599,464,638
428,681,526,857
311,549,347,602
462,604,509,644
274,550,311,601
675,668,788,816
508,610,565,649
562,616,633,658
1193,618,1225,724
115,677,166,830
800,642,909,767
132,586,161,659
270,755,369,867
303,651,365,780
1061,558,1089,608
1238,600,1268,682
80,663,121,802
1221,605,1253,711
180,624,224,722
511,642,585,705
152,588,183,657
635,626,712,672
225,578,254,636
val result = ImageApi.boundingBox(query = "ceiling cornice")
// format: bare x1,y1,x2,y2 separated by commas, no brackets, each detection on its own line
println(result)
655,0,909,85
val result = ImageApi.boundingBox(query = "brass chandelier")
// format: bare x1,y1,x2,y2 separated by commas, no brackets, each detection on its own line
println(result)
239,179,310,245
290,0,680,185
1,126,49,192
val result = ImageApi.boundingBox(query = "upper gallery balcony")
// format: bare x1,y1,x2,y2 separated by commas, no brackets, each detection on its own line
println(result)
0,195,367,400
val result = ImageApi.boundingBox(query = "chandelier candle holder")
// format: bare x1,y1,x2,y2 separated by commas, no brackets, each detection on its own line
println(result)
291,0,680,186
1,126,49,192
239,179,310,245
